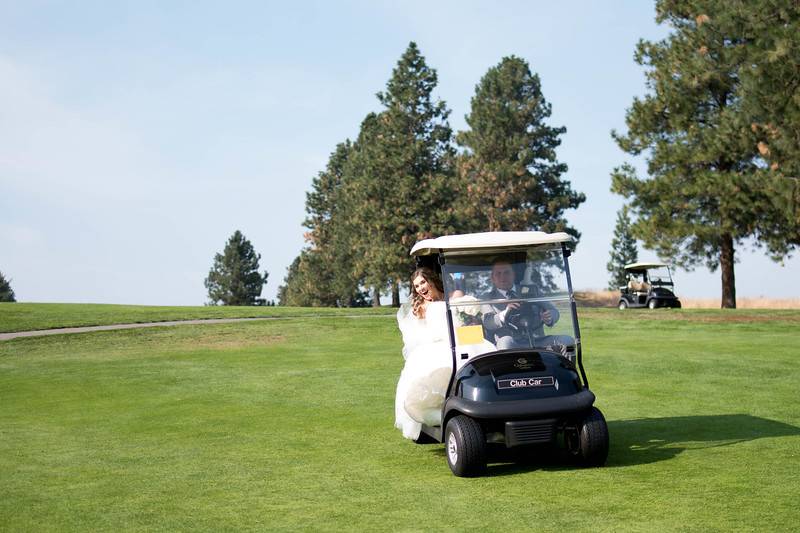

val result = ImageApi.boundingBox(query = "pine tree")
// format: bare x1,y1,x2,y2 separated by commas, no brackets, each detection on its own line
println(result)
276,250,367,307
204,230,268,306
456,56,585,234
276,252,324,307
606,207,639,290
345,42,456,305
335,112,391,306
301,141,366,307
0,271,16,302
611,1,800,308
279,142,370,308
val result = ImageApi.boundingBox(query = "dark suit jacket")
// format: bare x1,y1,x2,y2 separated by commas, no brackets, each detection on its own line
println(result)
481,286,559,342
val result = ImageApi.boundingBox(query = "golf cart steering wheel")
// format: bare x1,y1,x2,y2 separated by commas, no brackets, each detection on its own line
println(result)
506,302,542,332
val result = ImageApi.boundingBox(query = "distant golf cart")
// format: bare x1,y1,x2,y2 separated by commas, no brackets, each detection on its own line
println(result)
411,231,608,477
618,262,681,310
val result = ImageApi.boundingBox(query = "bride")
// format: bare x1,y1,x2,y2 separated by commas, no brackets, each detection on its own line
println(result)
395,267,453,440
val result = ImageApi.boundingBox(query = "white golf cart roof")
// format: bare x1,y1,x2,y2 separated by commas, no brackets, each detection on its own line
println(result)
624,262,668,270
411,231,573,257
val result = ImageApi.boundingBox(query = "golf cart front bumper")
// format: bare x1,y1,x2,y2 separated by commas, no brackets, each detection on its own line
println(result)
445,389,595,420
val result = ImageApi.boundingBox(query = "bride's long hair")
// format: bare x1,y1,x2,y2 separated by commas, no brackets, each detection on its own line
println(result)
410,267,444,319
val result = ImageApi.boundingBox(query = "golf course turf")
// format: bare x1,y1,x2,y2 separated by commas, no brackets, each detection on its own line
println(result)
1,306,798,531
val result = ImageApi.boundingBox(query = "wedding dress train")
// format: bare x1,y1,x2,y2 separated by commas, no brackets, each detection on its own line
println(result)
394,301,452,440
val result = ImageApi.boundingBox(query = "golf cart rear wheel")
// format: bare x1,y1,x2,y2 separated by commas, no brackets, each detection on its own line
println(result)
445,415,486,477
573,407,609,467
618,300,628,310
648,299,658,309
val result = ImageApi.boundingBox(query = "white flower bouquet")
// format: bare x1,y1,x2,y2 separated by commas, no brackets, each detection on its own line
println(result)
450,295,483,327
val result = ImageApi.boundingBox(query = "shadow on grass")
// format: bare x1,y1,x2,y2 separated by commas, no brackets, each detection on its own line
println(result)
606,414,800,467
425,414,800,477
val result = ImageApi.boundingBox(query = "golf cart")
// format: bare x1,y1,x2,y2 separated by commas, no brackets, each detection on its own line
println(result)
410,231,608,477
617,262,681,310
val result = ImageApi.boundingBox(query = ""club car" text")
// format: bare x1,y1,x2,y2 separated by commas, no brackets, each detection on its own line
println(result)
497,376,555,389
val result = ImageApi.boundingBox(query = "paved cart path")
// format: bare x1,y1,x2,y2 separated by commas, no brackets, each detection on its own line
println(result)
0,315,393,341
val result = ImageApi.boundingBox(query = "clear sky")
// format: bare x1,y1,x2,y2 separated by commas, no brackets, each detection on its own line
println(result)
2,1,798,305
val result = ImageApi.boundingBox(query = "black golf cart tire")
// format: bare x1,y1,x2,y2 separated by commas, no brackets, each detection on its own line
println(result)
445,415,487,477
618,300,628,310
577,407,609,467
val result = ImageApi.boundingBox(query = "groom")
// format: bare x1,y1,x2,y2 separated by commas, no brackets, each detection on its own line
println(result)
482,259,561,351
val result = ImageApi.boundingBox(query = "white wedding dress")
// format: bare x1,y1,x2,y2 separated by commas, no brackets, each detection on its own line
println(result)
394,301,453,440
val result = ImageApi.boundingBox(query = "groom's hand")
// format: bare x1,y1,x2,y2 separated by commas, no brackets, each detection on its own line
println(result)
499,302,520,324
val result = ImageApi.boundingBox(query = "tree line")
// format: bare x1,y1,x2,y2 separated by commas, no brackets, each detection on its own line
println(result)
277,43,584,307
135,1,800,310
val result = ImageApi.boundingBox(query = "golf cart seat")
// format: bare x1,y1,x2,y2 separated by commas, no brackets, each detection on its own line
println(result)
627,279,650,292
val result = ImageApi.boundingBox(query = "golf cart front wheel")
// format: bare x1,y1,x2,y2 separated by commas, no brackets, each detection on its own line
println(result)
618,300,628,310
648,299,658,309
573,407,609,467
444,415,486,477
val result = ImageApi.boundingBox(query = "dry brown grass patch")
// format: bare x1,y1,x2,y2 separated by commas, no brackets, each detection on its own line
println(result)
680,297,800,309
575,290,800,310
575,290,619,308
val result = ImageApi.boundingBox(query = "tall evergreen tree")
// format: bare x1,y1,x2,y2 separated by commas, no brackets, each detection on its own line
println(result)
0,271,16,302
456,56,585,234
302,141,366,307
346,42,456,305
204,230,268,306
276,251,331,307
277,250,367,307
611,1,799,308
606,207,639,290
337,113,392,307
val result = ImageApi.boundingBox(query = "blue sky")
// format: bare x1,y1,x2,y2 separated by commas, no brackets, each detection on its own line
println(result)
2,1,798,305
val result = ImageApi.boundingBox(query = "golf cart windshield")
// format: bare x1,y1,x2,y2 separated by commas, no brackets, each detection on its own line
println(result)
441,244,576,360
624,262,674,287
643,266,673,286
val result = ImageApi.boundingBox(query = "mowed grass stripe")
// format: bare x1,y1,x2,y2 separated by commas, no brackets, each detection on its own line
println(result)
1,312,798,531
0,302,395,334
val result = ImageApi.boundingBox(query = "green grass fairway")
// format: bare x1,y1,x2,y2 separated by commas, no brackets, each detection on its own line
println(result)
1,309,799,531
